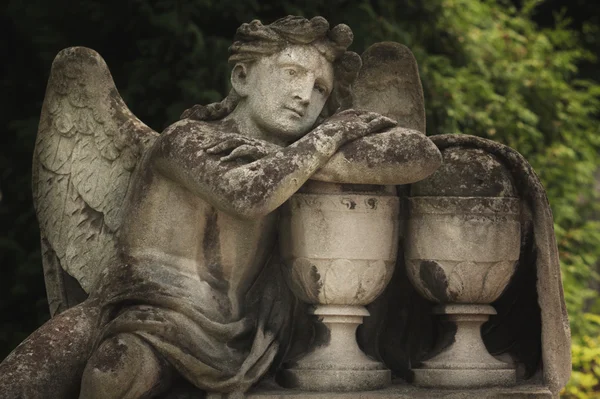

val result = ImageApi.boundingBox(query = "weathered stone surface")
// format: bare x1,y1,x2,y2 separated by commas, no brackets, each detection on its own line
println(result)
278,307,391,392
351,137,571,395
278,185,399,391
405,196,521,304
280,191,398,305
312,40,441,185
0,302,100,399
156,381,554,398
247,383,552,398
412,305,517,389
311,126,442,185
405,147,521,388
352,42,426,133
415,135,570,394
410,147,518,197
32,46,158,314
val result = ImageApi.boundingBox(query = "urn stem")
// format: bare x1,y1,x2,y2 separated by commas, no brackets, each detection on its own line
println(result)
414,304,516,388
279,304,390,391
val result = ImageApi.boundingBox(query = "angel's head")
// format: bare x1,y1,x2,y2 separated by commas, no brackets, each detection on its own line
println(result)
181,16,359,144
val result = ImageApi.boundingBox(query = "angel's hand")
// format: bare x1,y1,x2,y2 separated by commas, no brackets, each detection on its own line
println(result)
316,109,397,143
202,135,281,162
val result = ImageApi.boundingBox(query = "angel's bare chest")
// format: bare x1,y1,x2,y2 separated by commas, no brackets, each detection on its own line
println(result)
120,172,278,287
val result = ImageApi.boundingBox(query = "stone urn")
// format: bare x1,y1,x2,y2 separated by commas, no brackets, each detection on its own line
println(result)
278,182,399,391
405,148,520,388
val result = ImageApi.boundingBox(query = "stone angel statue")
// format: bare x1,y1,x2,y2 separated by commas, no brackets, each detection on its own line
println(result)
0,14,570,399
0,16,441,399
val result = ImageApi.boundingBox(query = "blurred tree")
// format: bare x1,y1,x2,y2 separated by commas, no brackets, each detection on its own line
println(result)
1,0,599,396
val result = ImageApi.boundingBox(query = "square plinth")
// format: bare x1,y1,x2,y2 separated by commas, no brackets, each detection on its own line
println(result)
245,384,553,399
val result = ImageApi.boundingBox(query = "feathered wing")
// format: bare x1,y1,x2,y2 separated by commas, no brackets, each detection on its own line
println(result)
351,41,426,133
33,47,159,316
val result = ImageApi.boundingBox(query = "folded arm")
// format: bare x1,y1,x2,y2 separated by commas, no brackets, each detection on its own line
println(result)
312,127,442,185
151,113,392,219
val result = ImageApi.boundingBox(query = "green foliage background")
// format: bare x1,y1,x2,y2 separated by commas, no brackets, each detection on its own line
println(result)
1,0,599,396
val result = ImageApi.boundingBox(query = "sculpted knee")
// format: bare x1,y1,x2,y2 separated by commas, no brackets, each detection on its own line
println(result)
79,333,171,399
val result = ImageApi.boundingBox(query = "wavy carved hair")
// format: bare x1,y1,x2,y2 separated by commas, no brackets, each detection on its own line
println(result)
180,16,361,121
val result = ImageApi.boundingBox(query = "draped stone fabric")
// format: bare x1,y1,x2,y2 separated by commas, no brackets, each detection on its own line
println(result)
91,253,295,396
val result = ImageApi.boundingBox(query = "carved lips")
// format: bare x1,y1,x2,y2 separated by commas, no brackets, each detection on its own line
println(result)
284,105,305,118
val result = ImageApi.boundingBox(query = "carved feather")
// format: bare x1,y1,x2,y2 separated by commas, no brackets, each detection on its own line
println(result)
33,47,158,315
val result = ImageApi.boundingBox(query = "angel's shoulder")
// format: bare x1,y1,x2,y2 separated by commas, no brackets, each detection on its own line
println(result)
159,118,242,146
152,119,236,159
166,118,234,135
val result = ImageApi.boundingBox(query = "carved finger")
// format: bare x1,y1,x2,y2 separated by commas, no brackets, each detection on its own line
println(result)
367,115,397,132
358,111,383,123
199,138,219,150
200,134,245,150
335,108,358,117
199,136,225,149
220,145,263,162
205,138,244,154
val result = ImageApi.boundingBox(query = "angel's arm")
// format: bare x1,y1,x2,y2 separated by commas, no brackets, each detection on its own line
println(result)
311,127,442,185
308,41,441,184
151,113,393,219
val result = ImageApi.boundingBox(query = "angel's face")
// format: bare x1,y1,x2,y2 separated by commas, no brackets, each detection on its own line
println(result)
240,45,334,143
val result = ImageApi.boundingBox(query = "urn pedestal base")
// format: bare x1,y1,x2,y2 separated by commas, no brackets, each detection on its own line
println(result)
247,384,552,398
278,305,390,392
414,304,516,389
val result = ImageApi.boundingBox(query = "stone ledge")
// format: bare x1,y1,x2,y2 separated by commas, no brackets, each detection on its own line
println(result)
246,384,553,398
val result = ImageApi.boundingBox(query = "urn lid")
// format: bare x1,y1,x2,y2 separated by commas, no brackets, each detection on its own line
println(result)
410,147,517,197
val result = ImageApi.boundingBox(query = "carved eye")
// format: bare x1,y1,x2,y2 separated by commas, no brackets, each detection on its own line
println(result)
314,84,327,95
287,69,297,76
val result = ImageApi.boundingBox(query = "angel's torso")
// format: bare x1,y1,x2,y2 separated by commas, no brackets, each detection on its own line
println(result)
117,125,278,322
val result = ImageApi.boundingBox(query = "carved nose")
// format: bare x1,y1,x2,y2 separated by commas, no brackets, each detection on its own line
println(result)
294,95,310,107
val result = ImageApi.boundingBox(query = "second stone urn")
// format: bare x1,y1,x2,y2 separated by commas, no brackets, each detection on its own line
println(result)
279,182,399,391
405,147,521,388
